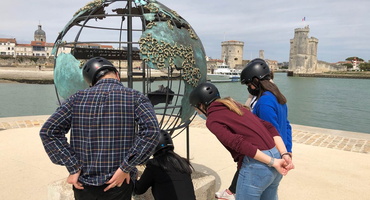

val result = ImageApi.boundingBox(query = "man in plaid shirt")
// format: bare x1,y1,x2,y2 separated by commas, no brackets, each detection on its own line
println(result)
40,57,160,200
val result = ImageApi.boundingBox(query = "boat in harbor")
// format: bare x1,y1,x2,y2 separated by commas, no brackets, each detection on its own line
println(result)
207,63,241,82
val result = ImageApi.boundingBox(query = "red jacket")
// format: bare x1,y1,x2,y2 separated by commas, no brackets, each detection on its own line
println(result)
206,101,280,168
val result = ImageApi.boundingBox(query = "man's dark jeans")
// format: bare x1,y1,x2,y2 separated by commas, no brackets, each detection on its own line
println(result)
73,182,133,200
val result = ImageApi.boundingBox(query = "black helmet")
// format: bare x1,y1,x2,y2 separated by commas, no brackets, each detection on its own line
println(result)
189,82,220,108
240,58,270,85
154,130,174,154
82,57,117,86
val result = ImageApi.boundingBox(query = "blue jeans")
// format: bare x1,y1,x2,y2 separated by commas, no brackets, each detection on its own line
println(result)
235,147,282,200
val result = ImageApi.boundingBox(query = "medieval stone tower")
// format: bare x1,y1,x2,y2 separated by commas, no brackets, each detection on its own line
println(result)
289,26,318,73
34,24,46,42
221,40,244,69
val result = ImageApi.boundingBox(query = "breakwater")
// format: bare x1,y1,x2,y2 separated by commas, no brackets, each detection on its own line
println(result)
289,72,370,79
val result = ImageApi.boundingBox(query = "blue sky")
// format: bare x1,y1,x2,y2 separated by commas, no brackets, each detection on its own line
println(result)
1,0,369,63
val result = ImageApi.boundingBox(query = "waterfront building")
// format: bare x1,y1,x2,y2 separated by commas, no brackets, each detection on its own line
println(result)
221,40,244,69
289,25,346,73
0,25,54,58
0,24,114,59
0,38,16,56
289,25,319,73
206,41,278,73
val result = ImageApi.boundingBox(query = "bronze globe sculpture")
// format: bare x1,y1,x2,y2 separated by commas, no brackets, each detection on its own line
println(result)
52,0,207,135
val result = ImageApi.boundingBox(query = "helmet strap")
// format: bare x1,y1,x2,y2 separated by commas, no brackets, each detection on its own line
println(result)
196,105,207,116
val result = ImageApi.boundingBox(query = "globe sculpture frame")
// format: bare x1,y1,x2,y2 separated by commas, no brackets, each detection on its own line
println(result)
51,0,207,145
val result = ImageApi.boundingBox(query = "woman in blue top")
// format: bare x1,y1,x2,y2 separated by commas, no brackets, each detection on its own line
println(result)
240,58,292,153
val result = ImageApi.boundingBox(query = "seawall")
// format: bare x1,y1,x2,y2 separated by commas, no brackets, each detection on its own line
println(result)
0,67,178,84
288,71,370,79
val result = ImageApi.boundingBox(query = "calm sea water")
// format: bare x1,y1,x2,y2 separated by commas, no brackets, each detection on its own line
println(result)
1,73,369,134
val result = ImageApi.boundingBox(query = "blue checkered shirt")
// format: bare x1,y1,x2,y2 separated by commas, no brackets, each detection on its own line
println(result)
40,78,160,186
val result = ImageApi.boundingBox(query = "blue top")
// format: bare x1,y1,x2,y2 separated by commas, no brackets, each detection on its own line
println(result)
253,91,292,152
40,78,160,186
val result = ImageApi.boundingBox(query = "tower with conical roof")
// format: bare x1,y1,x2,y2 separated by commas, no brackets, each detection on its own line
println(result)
34,24,46,42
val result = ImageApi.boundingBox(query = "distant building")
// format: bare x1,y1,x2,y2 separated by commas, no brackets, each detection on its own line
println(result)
266,59,278,71
205,56,224,73
0,24,113,59
0,25,54,57
288,25,319,73
221,40,244,69
0,38,16,56
34,24,46,42
206,41,279,73
289,25,346,73
259,50,264,59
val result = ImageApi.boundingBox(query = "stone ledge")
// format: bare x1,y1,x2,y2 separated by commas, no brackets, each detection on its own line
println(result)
47,169,215,200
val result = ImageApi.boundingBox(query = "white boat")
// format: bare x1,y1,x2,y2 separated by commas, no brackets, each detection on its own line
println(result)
207,63,241,82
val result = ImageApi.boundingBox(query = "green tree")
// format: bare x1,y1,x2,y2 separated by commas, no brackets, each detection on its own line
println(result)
345,57,364,61
342,63,353,69
359,63,370,71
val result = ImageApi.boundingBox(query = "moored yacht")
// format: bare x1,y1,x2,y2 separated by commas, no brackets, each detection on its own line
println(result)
207,63,241,82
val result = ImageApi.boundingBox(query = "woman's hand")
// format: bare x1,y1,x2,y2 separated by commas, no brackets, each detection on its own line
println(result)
282,154,295,171
272,159,288,175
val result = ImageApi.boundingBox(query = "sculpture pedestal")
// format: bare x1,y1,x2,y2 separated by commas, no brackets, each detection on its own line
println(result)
48,169,215,200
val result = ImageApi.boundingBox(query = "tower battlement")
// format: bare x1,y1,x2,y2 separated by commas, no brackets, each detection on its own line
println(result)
294,25,310,32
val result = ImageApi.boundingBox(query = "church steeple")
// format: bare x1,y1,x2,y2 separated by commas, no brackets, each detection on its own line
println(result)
34,24,46,42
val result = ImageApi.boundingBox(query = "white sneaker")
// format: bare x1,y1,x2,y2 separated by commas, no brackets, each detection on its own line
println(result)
215,189,235,200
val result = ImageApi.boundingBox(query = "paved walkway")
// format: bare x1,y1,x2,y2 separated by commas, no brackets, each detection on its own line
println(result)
1,116,370,155
1,115,370,200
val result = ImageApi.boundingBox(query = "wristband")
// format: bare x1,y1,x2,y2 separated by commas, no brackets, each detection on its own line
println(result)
267,157,275,167
281,152,292,158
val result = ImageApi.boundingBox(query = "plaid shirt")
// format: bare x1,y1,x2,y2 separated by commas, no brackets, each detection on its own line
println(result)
40,78,160,186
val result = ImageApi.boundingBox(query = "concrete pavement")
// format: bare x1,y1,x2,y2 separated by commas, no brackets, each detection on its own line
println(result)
1,115,370,200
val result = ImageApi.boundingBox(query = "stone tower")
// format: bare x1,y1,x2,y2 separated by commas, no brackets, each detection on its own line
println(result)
259,50,265,59
221,40,244,69
289,26,318,73
34,24,46,42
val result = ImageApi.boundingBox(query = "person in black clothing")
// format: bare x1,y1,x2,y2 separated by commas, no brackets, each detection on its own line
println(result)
134,130,196,200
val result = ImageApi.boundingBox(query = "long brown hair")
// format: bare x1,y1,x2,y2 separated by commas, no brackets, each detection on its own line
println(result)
259,79,287,104
214,97,250,116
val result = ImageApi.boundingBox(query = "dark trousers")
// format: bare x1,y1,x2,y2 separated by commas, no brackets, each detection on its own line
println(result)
229,169,240,194
73,182,133,200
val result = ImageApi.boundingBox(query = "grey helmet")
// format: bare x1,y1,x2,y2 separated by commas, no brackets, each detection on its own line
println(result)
240,58,270,85
82,57,117,86
154,130,174,155
189,82,220,108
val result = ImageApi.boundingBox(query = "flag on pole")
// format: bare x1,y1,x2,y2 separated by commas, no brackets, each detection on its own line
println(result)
302,17,306,21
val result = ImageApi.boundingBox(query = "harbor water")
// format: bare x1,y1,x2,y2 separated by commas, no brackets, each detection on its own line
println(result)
1,72,369,134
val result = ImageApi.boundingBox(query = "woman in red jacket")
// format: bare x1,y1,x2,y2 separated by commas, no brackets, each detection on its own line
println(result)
189,82,294,200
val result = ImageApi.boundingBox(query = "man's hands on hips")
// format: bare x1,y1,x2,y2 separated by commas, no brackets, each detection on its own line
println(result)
67,170,84,190
104,168,130,192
